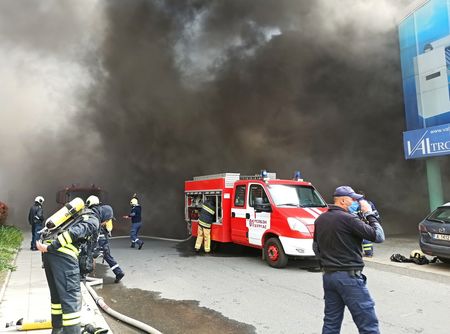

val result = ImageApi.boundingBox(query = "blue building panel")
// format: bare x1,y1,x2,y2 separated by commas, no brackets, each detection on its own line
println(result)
399,0,450,158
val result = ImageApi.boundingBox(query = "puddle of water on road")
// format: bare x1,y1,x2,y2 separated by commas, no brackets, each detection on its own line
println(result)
91,264,256,334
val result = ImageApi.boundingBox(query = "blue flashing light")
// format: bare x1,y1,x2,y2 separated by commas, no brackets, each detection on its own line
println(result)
261,170,268,179
294,170,302,181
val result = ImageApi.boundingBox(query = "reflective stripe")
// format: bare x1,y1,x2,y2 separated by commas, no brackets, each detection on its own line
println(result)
198,220,212,228
62,231,72,245
202,205,215,215
62,318,81,326
57,246,79,259
110,264,119,271
63,311,81,320
51,303,62,315
62,311,81,326
57,234,67,247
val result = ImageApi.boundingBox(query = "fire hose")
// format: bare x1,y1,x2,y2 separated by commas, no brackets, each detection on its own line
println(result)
84,277,163,334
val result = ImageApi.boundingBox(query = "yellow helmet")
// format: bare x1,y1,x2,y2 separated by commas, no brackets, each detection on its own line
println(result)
130,198,139,206
410,249,425,259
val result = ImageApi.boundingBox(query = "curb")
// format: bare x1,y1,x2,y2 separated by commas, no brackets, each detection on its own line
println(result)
0,247,20,306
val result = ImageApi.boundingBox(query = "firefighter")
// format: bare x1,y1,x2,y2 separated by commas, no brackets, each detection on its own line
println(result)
356,190,381,257
36,203,99,334
122,196,144,249
28,196,45,251
194,198,216,254
86,196,125,283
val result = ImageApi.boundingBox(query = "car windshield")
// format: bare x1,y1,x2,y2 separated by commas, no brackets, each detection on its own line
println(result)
428,207,450,223
268,184,327,208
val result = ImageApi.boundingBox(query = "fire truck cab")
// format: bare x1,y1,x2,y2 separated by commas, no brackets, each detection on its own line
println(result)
185,172,328,268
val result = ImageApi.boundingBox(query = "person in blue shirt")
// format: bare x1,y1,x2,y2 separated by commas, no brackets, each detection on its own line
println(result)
123,196,144,249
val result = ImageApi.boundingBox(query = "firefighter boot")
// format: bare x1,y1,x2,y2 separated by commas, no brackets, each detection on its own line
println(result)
82,324,109,334
114,272,125,283
138,240,144,250
130,242,135,248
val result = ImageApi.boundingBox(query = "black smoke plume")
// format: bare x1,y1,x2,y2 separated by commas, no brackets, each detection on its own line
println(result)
82,0,438,237
3,0,447,238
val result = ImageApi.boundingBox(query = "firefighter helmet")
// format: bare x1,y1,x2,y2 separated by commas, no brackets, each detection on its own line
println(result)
130,198,138,206
410,249,425,259
35,196,45,204
86,195,100,207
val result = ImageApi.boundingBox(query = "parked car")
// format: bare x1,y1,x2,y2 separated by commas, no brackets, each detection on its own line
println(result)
419,203,450,263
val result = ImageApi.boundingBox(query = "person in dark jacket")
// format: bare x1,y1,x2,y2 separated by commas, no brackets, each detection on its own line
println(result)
313,186,385,334
194,198,216,254
28,196,45,251
355,190,381,257
86,196,125,283
123,196,144,249
36,205,99,334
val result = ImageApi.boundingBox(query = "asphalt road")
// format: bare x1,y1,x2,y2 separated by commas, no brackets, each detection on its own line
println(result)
91,237,450,334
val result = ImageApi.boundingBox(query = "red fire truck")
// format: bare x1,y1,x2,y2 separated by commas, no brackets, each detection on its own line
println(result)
185,171,328,268
56,184,107,205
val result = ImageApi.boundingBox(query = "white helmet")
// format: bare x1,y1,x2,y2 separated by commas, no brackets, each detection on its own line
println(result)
35,196,44,204
130,198,139,206
86,195,100,207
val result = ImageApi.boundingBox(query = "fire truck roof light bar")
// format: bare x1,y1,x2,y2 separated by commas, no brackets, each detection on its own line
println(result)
239,173,277,180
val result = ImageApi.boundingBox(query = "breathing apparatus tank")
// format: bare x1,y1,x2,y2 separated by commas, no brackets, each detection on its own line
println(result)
44,197,85,231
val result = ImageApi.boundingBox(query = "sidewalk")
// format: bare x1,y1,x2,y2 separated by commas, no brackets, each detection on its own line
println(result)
364,234,450,283
0,237,111,333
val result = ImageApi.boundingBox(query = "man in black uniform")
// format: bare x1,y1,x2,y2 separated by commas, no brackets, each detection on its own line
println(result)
313,186,385,334
36,207,99,334
28,196,45,250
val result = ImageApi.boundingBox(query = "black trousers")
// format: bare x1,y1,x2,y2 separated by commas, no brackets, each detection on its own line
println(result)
43,252,82,334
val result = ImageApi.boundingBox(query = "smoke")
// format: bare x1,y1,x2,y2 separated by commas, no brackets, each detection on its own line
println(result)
1,0,439,237
0,1,104,219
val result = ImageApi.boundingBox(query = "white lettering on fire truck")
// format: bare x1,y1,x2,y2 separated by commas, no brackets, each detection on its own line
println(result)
249,219,267,228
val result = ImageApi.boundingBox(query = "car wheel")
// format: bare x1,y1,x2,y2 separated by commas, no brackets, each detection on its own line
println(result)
264,237,288,268
438,257,450,264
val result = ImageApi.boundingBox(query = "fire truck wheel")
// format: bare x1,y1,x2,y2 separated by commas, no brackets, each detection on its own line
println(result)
264,237,288,268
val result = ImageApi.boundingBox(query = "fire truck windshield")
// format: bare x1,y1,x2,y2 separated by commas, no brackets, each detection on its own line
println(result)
268,185,326,208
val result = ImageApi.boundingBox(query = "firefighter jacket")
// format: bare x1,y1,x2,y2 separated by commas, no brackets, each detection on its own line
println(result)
129,205,142,224
28,203,44,225
45,209,99,260
313,205,384,272
91,204,114,237
198,201,215,229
